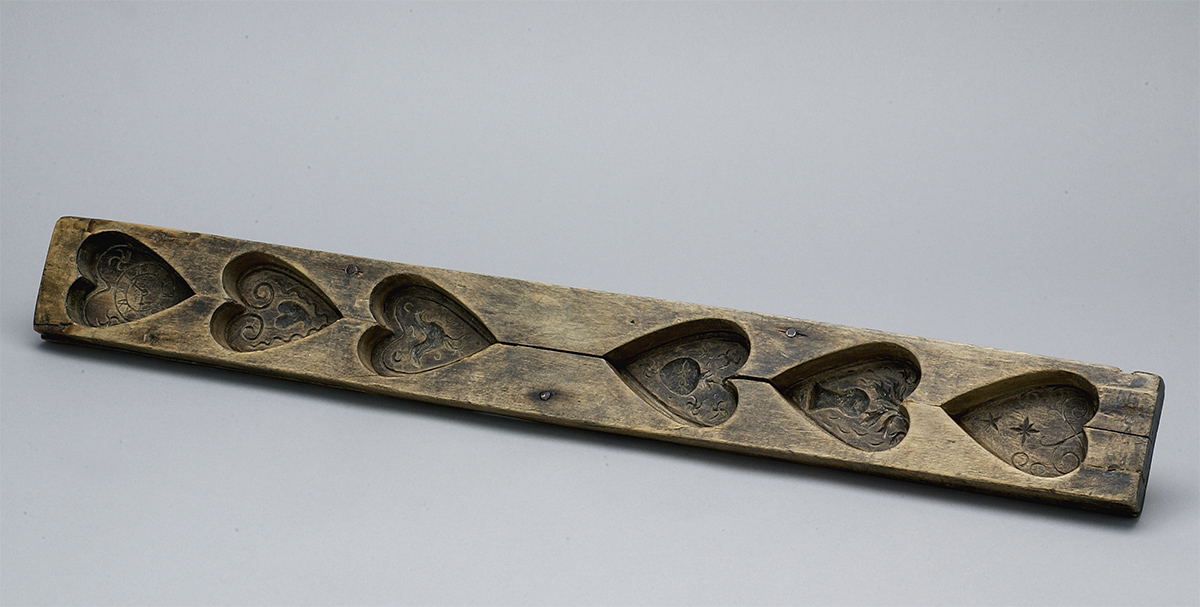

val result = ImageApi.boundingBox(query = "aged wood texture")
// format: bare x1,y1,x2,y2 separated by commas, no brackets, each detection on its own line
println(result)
34,217,1165,516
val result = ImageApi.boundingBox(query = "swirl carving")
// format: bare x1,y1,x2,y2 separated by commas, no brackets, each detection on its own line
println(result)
368,285,494,375
785,358,918,452
71,233,194,327
220,265,341,352
616,332,749,427
954,385,1097,477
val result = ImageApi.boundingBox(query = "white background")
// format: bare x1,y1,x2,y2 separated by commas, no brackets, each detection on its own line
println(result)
2,3,1197,605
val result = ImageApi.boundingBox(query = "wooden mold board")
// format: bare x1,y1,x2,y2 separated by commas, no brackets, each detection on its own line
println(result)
34,217,1165,516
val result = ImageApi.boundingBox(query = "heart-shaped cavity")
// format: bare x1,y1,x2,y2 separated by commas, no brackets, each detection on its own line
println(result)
360,276,495,375
949,377,1098,477
607,321,750,427
211,253,341,352
66,232,195,327
773,344,919,451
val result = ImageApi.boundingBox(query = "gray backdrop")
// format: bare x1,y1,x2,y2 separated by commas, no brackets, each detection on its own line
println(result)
2,3,1197,605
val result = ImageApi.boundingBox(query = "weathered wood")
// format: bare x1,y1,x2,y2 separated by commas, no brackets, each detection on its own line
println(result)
34,217,1165,515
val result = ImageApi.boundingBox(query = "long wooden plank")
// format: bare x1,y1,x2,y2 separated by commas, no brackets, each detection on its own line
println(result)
34,217,1164,515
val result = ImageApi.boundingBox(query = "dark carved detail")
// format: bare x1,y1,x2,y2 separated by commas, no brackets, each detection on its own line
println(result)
220,265,341,352
369,285,493,375
70,232,194,327
786,359,917,451
618,332,749,427
955,385,1097,477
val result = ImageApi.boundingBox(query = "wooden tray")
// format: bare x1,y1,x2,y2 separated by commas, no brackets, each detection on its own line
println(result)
34,217,1164,515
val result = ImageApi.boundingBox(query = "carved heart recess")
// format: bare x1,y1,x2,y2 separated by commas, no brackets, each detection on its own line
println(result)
67,232,195,327
953,384,1097,477
612,329,749,427
214,255,341,352
777,348,919,452
366,283,495,375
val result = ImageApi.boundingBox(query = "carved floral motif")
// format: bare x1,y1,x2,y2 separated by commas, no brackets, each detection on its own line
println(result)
619,332,749,427
223,267,341,352
787,359,917,452
75,235,194,327
955,385,1096,477
369,286,493,375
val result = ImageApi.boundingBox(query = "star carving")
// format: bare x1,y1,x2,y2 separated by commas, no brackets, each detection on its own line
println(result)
982,412,1003,431
1009,416,1040,446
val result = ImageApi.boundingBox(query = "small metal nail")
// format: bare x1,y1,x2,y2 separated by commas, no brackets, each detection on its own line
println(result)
538,391,553,401
785,328,798,338
345,264,359,276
